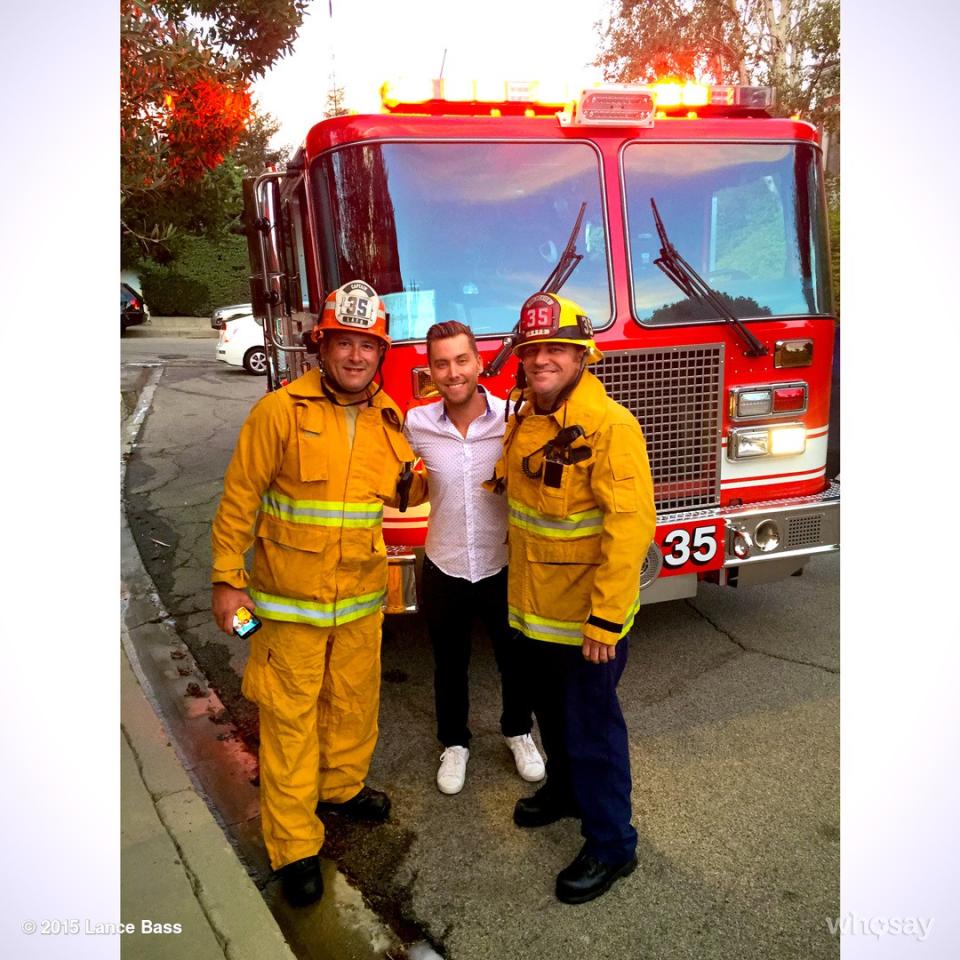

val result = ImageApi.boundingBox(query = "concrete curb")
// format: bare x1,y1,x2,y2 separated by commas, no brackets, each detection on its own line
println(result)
121,644,296,960
121,365,296,960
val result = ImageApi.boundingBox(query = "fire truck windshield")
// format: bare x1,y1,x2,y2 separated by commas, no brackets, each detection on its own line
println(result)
311,141,611,341
624,142,831,325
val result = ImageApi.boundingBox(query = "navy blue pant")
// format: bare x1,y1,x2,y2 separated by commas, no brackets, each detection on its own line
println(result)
521,632,637,864
422,556,534,747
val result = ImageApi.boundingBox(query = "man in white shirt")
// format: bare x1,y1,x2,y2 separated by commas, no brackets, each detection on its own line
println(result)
404,321,545,795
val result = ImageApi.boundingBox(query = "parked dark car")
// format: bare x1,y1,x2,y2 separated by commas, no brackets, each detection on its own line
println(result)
210,302,253,330
121,283,148,333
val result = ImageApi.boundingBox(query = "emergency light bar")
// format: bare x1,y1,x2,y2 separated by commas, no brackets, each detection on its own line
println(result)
380,79,775,122
380,78,571,116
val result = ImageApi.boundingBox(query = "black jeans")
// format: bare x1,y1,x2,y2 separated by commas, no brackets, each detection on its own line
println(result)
520,631,637,864
421,556,534,747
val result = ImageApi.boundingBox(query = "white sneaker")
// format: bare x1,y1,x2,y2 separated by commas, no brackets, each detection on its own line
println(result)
436,746,469,795
505,733,545,782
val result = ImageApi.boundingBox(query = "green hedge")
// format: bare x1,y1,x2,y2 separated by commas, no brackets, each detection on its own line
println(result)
136,234,250,316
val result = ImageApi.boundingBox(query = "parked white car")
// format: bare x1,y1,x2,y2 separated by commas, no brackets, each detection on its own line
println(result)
210,302,253,330
215,313,268,375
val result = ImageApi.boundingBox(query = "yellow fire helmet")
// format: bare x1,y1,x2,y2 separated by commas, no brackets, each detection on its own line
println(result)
512,292,602,364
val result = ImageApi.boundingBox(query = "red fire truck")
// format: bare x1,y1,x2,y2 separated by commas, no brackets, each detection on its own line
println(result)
243,79,839,612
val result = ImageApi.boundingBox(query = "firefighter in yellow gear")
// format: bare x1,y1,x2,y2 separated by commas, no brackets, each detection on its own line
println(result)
210,281,423,908
486,291,656,904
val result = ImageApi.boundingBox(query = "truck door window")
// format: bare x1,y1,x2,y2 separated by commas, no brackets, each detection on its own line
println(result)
280,191,308,312
623,142,830,325
311,141,611,341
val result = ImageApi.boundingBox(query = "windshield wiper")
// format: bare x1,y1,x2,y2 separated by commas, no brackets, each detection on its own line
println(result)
650,198,767,358
483,201,586,377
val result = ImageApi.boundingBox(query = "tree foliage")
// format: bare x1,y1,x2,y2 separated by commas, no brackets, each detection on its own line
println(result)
324,83,349,118
121,0,307,257
596,0,839,128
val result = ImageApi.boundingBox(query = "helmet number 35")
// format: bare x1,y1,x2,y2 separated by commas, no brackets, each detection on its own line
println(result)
525,305,553,328
662,525,719,568
343,295,370,319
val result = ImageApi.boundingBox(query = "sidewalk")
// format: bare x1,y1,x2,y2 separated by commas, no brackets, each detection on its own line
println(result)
127,315,220,338
120,640,296,960
120,364,295,960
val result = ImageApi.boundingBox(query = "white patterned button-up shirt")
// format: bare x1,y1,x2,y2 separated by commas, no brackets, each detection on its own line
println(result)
403,387,508,583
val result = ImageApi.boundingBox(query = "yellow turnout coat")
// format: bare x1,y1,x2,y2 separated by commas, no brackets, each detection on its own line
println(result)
211,368,419,626
489,371,656,646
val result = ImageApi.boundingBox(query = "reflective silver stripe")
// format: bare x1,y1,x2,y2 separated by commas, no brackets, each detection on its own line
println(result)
261,491,382,528
251,589,385,627
508,507,602,533
507,498,602,538
508,606,583,645
620,595,641,635
509,594,641,645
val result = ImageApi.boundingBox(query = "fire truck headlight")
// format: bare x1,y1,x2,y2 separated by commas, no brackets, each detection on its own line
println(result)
769,424,806,455
728,423,806,459
754,519,781,552
728,427,769,459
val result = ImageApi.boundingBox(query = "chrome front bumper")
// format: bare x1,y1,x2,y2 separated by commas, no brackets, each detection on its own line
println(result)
641,481,839,599
719,480,840,566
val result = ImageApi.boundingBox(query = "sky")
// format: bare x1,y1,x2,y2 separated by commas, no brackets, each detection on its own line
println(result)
253,0,612,151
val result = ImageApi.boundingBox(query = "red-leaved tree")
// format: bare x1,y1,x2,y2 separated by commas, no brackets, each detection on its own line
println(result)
121,0,307,252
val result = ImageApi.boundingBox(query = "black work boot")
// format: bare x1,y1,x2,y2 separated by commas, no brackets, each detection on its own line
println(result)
315,785,391,822
555,846,637,904
277,855,324,907
513,786,579,828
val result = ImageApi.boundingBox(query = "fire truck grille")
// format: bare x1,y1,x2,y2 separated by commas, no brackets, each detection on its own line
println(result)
594,345,724,513
786,513,823,548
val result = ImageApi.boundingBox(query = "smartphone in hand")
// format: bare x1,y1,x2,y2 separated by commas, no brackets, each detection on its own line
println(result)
233,607,262,639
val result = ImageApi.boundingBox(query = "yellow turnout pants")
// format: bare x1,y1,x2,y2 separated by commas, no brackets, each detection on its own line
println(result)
240,612,383,869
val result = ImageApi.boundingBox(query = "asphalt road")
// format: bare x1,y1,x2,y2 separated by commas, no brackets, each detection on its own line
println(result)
122,339,840,960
